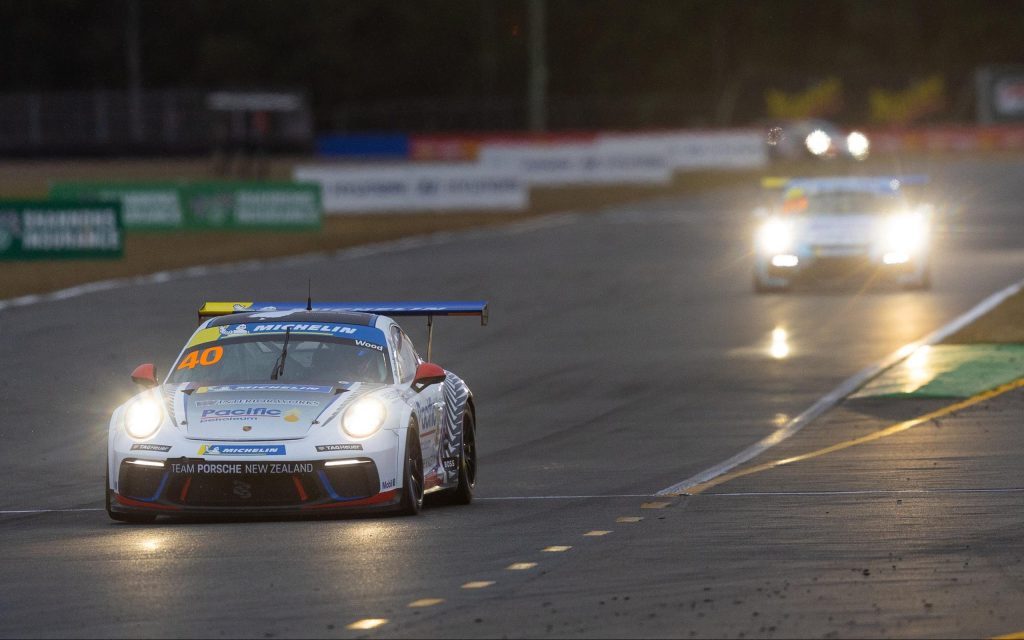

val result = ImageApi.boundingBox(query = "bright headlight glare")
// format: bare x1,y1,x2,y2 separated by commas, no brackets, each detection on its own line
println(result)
342,398,387,439
883,213,927,253
758,218,793,254
846,131,870,159
125,397,163,440
805,129,832,156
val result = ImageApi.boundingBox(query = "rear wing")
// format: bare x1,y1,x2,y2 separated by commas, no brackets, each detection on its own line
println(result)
761,175,929,194
198,300,488,360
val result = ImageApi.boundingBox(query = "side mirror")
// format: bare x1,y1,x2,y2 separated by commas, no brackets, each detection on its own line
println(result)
131,363,158,388
411,362,446,392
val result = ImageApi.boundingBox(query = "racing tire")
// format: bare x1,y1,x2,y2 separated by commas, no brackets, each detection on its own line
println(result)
105,464,157,524
450,409,477,505
395,420,424,516
436,409,477,506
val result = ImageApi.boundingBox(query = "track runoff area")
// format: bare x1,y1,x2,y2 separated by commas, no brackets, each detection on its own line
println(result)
3,157,1024,638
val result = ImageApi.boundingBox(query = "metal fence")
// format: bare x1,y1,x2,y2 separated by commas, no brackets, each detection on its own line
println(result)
0,89,313,156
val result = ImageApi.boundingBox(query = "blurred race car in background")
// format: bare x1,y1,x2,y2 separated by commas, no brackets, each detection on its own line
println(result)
753,176,934,292
766,119,870,161
106,300,486,522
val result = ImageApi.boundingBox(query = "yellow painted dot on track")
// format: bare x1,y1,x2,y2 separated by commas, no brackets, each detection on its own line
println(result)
346,618,388,630
507,562,538,571
616,516,643,523
992,631,1024,640
542,545,572,552
461,581,496,589
584,530,611,536
641,501,671,509
407,598,444,608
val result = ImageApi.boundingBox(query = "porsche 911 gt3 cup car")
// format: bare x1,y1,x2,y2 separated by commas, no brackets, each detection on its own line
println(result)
106,300,486,522
766,119,870,161
753,176,934,292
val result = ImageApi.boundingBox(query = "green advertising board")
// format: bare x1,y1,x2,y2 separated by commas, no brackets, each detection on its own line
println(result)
0,200,123,260
49,181,321,231
183,182,321,230
49,182,185,230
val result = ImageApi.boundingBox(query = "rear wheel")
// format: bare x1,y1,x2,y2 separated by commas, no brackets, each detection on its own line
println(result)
395,420,424,516
447,409,477,505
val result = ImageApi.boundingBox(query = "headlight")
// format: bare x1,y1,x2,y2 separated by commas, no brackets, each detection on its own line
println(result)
758,218,794,254
846,131,870,159
805,129,832,156
124,396,163,440
342,397,387,439
882,213,928,253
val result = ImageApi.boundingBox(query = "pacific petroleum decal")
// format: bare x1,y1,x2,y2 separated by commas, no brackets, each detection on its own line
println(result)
199,407,304,422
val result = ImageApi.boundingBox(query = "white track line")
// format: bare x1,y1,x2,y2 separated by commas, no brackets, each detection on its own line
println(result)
477,494,655,501
656,276,1024,497
706,487,1024,497
0,508,103,514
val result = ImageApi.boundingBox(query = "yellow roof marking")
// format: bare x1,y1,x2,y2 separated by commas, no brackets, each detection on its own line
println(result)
186,327,222,348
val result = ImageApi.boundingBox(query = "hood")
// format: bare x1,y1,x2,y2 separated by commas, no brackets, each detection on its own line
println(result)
169,383,357,441
801,214,878,246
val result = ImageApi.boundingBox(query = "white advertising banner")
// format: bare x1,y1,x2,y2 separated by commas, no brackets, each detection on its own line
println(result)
294,164,527,213
479,141,672,186
664,131,767,170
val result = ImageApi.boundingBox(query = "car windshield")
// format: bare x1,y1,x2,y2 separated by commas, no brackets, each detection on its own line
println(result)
167,335,391,386
784,192,896,216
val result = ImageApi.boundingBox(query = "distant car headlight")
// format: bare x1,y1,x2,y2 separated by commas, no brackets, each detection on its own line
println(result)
846,131,870,159
882,213,928,254
805,129,832,156
124,396,163,440
758,218,794,255
342,397,387,439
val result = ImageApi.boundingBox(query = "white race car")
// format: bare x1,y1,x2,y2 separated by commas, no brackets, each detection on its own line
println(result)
106,300,486,522
753,176,934,292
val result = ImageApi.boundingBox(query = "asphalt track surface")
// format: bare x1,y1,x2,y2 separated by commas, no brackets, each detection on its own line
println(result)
2,158,1024,639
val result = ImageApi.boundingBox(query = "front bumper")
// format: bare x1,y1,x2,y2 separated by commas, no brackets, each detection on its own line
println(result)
756,249,928,286
110,456,400,516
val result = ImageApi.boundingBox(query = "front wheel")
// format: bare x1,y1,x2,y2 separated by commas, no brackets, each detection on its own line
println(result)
395,420,424,516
